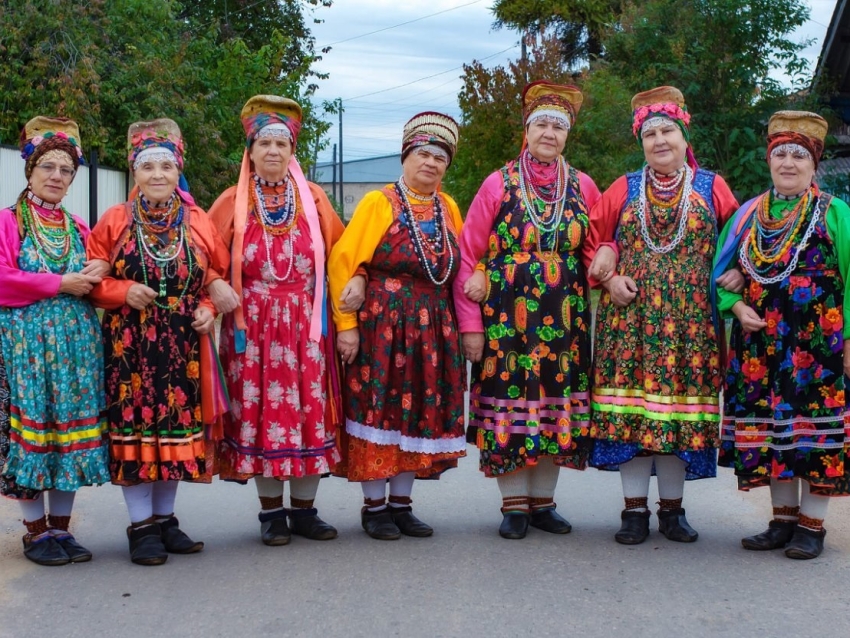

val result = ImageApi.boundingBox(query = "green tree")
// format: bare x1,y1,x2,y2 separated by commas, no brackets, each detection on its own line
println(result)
492,0,623,63
0,0,332,207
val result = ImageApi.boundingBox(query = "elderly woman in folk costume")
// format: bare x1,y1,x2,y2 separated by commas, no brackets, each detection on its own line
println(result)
209,95,352,546
714,111,850,559
586,86,740,545
0,117,110,565
329,112,466,540
87,119,232,565
454,81,601,540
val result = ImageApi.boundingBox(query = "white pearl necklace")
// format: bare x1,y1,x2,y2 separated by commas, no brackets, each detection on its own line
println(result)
637,164,694,254
396,181,453,286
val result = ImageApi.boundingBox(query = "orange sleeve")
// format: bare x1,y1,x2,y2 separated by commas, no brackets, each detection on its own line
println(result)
583,176,629,287
86,205,135,310
188,206,231,316
207,186,237,250
712,174,739,229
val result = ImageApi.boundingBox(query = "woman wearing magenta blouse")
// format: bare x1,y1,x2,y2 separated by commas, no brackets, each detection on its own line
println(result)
454,81,601,539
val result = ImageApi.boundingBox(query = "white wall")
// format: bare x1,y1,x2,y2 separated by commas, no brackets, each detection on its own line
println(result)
0,146,129,223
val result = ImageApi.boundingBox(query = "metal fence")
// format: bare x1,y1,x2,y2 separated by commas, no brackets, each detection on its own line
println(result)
0,144,129,226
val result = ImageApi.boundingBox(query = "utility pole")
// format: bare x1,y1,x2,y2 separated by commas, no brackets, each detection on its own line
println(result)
331,143,337,205
338,98,345,218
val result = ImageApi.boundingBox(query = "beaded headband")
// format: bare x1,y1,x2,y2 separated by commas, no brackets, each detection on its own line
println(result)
401,111,459,166
127,119,185,170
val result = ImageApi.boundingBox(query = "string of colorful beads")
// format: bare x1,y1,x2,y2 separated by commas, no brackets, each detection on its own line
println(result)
250,174,299,282
20,194,78,273
748,189,812,265
637,164,693,254
395,178,453,285
517,150,566,234
131,192,193,310
740,189,820,284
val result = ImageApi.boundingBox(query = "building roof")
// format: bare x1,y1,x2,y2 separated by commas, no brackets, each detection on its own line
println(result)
313,153,401,184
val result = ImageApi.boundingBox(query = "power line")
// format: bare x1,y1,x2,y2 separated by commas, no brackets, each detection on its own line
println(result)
343,44,518,101
322,0,485,47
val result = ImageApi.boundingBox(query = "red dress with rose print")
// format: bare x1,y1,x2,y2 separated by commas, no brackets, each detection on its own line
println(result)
218,190,339,480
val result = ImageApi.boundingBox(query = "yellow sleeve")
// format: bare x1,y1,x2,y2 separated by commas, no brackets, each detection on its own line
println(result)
442,193,464,237
328,189,394,331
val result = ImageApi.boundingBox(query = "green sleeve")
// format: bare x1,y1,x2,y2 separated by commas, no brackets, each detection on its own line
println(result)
824,196,850,338
714,217,743,318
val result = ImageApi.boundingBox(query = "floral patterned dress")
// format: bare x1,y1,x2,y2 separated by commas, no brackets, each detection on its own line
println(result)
334,186,466,481
468,161,594,477
0,221,109,497
219,190,339,480
590,169,730,478
102,223,209,485
719,192,850,495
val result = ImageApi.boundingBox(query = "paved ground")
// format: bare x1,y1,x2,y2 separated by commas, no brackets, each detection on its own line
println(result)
0,451,848,638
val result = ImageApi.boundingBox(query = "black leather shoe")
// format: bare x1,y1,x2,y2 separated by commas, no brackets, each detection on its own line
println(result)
22,533,71,566
784,526,826,560
657,507,699,542
159,515,204,554
259,509,291,546
389,506,433,537
498,512,530,539
530,508,572,534
361,507,401,540
289,508,338,540
127,524,168,566
51,532,93,563
614,509,650,545
741,520,796,551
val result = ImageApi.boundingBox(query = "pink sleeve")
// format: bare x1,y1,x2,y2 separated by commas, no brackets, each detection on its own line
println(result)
0,209,62,307
72,214,92,247
577,171,602,271
453,171,503,334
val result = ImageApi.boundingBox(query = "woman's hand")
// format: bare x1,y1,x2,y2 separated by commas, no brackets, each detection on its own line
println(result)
59,272,102,297
463,270,487,303
603,275,637,307
207,278,240,314
589,246,617,283
126,284,157,310
192,306,215,334
339,275,366,313
462,333,485,363
80,259,111,278
716,268,745,294
337,328,360,365
732,301,767,333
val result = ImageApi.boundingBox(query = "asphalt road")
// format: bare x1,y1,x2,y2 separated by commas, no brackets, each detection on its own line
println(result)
1,447,848,638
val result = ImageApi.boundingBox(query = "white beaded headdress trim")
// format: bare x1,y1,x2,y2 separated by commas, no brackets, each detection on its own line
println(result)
770,143,812,161
641,116,673,134
255,123,293,141
412,144,449,162
526,108,571,130
133,147,177,170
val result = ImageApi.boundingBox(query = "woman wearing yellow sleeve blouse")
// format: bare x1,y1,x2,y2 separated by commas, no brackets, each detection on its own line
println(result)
328,112,466,540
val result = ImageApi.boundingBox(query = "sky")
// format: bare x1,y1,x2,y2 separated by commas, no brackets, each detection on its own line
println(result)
308,0,839,163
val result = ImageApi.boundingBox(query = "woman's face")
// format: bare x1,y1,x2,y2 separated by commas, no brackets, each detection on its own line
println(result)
29,152,75,204
402,147,448,193
250,136,293,183
769,146,815,197
134,158,180,203
641,120,688,174
525,119,568,163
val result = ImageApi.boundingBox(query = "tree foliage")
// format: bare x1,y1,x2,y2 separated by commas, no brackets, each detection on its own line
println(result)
0,0,332,207
454,0,817,206
492,0,623,64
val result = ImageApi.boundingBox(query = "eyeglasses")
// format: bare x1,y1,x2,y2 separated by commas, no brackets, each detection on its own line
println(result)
36,163,76,179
